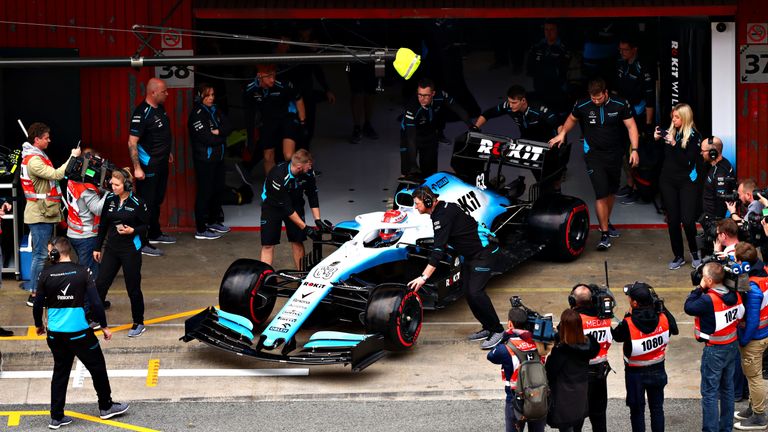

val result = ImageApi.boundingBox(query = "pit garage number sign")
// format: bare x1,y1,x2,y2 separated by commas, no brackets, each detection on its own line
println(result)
154,49,194,88
740,45,768,83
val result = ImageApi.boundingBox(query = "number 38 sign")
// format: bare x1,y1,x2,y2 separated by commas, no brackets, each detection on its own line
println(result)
154,49,194,88
740,45,768,83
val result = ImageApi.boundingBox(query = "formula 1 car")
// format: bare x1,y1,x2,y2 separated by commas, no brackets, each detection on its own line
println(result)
181,131,589,371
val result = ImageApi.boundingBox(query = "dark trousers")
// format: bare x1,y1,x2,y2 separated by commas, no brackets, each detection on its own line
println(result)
194,158,225,233
506,399,546,432
400,134,438,177
136,161,169,240
625,366,668,432
659,176,700,258
47,329,112,420
462,250,503,333
574,369,608,432
96,248,144,324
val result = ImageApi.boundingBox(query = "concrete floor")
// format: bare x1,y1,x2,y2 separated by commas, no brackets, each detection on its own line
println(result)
0,227,706,412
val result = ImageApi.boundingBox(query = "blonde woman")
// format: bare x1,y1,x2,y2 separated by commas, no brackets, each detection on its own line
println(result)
654,103,702,270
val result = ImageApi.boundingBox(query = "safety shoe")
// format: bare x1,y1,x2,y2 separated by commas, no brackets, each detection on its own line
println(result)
668,256,686,270
127,324,146,338
620,191,639,205
149,234,176,244
467,329,491,341
99,402,129,419
26,294,35,307
141,245,163,257
735,405,754,420
206,223,231,233
691,252,703,269
616,185,633,197
735,412,768,430
49,415,73,429
350,126,362,144
362,123,379,140
481,332,505,350
607,223,621,238
195,230,223,240
596,233,611,251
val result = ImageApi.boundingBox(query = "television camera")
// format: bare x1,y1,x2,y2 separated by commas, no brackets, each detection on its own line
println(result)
64,153,116,190
509,296,555,342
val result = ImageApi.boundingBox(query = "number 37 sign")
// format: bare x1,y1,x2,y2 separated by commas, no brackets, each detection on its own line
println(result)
740,45,768,83
154,50,194,88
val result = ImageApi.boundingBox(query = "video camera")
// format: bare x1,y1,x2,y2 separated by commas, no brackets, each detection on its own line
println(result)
0,145,21,179
715,176,738,202
64,153,116,190
509,296,555,342
690,255,751,292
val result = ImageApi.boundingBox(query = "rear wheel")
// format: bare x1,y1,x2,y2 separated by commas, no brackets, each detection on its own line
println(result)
528,194,590,261
365,284,423,351
219,259,277,326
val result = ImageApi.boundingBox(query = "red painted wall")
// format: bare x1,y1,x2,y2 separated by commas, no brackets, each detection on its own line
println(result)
0,0,195,229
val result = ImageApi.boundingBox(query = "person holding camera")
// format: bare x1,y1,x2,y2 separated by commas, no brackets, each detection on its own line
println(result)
701,136,734,219
260,149,328,269
568,284,612,432
545,309,600,432
189,82,231,241
612,282,679,432
653,103,703,270
728,179,765,224
732,242,768,430
407,186,505,350
33,237,129,429
21,122,81,307
487,306,547,432
93,170,149,338
685,262,745,432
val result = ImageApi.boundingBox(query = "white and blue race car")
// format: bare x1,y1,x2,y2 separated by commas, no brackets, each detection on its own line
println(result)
182,132,590,371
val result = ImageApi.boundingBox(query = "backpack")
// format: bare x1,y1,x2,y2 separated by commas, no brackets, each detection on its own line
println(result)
507,341,549,420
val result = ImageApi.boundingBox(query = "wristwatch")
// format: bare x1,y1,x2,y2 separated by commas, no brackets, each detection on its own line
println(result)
630,148,638,152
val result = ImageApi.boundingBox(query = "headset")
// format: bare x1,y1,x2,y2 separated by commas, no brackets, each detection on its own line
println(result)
116,168,133,192
48,236,66,263
568,283,600,308
413,186,437,209
707,136,719,160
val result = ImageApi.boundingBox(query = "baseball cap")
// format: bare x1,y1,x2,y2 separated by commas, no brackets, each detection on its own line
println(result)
624,281,654,305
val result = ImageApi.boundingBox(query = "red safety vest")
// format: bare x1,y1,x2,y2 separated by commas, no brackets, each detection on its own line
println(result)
581,314,613,365
65,181,100,235
624,314,670,367
20,153,62,202
502,338,539,390
749,276,768,330
694,291,743,345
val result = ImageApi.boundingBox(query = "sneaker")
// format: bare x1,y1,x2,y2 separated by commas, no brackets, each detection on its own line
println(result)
99,402,129,419
668,256,686,270
195,230,223,240
0,327,13,337
607,223,621,238
206,223,231,233
26,294,35,307
127,324,146,338
616,185,633,197
467,329,491,341
596,233,611,251
620,191,638,205
362,123,379,140
691,252,703,269
149,234,176,244
480,331,505,350
736,405,754,420
141,245,163,257
350,126,362,144
735,413,768,430
49,416,73,429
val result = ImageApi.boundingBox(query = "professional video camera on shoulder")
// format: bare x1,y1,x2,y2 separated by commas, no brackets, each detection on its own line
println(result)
509,296,555,342
65,152,116,190
691,255,751,292
715,176,738,202
568,262,617,319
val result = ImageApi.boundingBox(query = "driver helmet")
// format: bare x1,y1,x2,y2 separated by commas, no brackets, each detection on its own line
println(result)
380,209,407,244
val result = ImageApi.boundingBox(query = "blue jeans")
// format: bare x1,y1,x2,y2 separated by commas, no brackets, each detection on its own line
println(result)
69,236,99,281
625,365,668,432
701,342,739,432
25,223,53,293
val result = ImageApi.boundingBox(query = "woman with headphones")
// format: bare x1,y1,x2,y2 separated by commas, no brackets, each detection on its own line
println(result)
93,169,149,338
653,103,703,270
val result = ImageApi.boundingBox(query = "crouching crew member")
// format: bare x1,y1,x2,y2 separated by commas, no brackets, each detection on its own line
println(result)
407,186,504,350
569,283,612,432
685,262,745,432
33,237,129,429
612,282,679,432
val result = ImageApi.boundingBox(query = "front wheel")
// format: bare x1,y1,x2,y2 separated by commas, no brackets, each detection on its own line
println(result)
365,284,423,351
528,194,590,261
218,259,277,326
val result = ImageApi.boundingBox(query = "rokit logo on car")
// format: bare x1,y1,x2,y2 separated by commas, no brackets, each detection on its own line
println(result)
476,139,544,162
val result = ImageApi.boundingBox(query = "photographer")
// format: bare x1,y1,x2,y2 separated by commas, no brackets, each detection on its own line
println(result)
701,136,734,219
685,262,745,432
714,218,740,258
612,282,679,432
569,284,613,432
728,178,765,224
733,242,768,430
487,307,546,432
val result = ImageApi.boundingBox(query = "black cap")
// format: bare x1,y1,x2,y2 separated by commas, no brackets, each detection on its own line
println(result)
624,282,654,305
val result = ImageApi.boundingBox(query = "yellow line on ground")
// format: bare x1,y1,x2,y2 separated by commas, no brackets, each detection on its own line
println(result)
0,410,159,431
7,412,20,426
146,359,160,387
